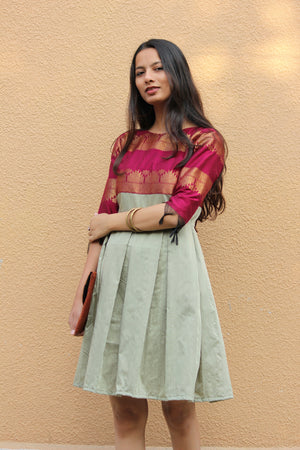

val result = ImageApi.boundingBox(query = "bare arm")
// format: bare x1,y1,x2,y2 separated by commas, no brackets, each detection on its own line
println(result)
88,203,179,242
68,241,102,334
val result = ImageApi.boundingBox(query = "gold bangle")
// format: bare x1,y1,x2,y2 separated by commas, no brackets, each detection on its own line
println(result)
126,207,142,232
130,207,143,232
126,208,136,230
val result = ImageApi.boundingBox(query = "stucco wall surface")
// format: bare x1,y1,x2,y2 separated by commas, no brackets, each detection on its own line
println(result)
0,0,299,448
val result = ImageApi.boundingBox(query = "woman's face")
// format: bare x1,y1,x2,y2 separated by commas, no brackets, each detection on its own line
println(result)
135,48,171,107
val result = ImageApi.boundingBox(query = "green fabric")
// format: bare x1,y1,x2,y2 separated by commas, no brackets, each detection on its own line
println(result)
74,193,233,402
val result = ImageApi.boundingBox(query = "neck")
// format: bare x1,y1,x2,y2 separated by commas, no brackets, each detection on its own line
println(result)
151,104,167,133
149,105,195,133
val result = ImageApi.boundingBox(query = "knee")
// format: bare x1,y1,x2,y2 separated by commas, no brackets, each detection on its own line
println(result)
162,401,195,431
111,398,148,435
114,405,145,427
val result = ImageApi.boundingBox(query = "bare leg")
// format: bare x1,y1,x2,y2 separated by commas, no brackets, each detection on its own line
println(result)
110,395,148,450
162,400,201,450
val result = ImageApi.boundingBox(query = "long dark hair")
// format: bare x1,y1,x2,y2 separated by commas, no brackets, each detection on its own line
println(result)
114,38,226,221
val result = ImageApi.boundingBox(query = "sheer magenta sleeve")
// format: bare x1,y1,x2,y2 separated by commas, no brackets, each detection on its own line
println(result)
166,129,225,224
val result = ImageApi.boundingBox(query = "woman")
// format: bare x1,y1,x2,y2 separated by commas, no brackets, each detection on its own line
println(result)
69,39,233,450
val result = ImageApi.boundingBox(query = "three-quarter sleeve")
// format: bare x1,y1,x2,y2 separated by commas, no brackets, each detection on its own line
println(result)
166,129,225,224
97,133,126,214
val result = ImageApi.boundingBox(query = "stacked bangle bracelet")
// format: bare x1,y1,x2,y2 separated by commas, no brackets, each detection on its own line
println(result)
126,208,143,232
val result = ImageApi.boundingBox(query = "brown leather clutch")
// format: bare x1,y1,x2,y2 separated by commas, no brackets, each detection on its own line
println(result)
74,271,97,336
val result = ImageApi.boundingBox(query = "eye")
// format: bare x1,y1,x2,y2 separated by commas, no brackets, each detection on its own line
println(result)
135,70,144,77
154,66,163,71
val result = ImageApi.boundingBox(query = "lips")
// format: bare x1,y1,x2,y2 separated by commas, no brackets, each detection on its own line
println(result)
145,86,159,94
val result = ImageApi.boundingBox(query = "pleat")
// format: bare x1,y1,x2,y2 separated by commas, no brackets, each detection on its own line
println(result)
115,232,163,394
74,232,131,389
139,236,168,397
164,223,202,399
193,231,233,401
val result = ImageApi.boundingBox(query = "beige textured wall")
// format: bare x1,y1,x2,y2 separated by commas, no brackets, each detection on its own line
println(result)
1,0,299,447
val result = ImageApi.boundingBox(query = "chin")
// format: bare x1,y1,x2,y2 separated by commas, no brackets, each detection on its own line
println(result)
146,97,168,106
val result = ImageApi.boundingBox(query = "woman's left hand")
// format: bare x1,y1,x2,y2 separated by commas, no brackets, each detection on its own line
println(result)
88,213,111,242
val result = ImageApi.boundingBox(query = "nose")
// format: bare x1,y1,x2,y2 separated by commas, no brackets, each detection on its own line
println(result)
144,69,154,83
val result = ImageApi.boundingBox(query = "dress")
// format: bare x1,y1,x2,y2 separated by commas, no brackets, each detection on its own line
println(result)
74,127,233,402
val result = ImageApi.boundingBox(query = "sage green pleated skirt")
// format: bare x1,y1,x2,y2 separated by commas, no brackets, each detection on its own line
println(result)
74,193,233,402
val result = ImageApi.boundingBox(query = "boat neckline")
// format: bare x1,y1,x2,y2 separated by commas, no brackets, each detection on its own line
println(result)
137,126,207,136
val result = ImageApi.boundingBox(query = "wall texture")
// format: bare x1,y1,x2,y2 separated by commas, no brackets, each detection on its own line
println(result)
0,0,299,447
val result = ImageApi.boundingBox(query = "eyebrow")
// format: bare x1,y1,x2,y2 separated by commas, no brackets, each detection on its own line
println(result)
135,61,162,70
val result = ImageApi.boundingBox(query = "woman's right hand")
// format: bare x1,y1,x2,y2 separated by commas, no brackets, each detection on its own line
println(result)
68,240,102,336
68,297,83,335
88,213,111,242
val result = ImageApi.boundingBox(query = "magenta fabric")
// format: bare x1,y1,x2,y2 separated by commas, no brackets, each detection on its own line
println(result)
98,127,225,224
